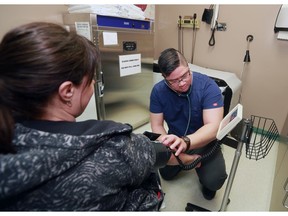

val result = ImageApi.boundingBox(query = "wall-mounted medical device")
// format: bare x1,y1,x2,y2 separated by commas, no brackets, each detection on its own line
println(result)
274,5,288,32
177,15,200,29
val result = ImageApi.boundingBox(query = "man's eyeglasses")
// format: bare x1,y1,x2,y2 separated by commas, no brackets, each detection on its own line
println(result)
165,70,191,86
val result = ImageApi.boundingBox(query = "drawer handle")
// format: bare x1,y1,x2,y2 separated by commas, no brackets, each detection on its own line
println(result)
283,192,288,209
284,177,288,192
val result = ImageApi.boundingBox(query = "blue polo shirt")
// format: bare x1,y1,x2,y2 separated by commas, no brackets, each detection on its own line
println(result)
149,72,223,136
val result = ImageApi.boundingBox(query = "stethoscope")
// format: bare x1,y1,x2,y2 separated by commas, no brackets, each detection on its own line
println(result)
164,79,192,136
163,77,222,171
162,73,223,171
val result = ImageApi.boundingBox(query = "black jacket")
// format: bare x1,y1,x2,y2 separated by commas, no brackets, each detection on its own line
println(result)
0,120,163,211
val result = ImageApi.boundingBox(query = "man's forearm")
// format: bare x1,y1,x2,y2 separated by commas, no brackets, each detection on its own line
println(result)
151,125,167,136
186,123,218,150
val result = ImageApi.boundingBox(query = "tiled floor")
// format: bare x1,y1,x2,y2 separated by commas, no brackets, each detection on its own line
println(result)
133,123,279,212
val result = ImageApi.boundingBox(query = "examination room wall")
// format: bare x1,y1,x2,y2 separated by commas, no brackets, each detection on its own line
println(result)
154,4,288,133
0,5,67,37
0,4,287,133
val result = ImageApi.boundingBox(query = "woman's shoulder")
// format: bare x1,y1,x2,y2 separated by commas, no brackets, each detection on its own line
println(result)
17,119,132,137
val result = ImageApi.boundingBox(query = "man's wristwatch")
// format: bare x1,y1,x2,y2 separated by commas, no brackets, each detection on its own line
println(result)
181,136,191,153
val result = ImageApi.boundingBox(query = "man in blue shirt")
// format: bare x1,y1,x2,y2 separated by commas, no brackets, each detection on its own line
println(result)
150,48,227,200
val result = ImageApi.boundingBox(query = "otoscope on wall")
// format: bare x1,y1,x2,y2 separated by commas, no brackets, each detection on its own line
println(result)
238,34,254,104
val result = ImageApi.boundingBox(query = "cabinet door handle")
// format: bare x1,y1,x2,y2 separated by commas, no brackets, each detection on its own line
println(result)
283,192,288,209
284,177,288,192
283,177,288,209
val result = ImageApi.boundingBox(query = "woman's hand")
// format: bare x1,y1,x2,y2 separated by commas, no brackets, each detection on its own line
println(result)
159,134,187,156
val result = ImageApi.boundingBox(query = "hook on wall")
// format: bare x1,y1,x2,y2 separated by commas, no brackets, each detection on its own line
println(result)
246,34,254,42
244,34,254,63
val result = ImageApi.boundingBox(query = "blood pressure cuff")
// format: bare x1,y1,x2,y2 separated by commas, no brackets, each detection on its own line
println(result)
202,6,214,24
143,131,161,141
152,141,172,168
143,131,171,168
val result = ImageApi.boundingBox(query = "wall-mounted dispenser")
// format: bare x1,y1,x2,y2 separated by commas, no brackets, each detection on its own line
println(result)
274,5,288,32
274,5,288,40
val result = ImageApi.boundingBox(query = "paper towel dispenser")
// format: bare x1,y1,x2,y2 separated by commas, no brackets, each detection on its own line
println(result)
274,5,288,32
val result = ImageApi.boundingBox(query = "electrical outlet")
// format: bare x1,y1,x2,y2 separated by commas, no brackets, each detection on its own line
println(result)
216,22,227,31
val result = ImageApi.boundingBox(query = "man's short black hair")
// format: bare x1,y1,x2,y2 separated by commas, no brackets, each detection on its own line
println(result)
158,48,188,77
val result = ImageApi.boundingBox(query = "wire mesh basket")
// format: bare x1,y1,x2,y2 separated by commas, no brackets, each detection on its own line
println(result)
245,115,279,160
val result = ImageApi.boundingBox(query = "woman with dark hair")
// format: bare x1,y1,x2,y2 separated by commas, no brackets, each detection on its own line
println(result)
0,22,198,211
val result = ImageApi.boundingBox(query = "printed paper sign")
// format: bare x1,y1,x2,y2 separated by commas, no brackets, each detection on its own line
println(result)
103,32,118,45
75,22,91,41
119,54,141,77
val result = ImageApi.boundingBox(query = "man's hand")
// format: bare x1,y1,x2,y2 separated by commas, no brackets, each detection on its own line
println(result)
159,134,187,156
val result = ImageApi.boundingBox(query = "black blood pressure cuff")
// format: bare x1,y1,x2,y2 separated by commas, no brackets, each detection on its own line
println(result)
143,131,171,168
152,141,171,168
143,131,161,141
143,131,206,170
